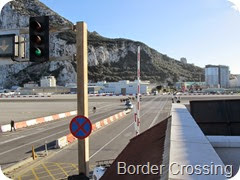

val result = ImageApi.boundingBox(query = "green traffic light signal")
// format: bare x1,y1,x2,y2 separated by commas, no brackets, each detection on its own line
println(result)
35,48,42,56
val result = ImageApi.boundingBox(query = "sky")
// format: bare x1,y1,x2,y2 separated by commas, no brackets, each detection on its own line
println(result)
40,0,240,74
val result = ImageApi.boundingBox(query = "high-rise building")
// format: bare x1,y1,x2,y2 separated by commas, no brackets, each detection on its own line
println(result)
205,65,230,88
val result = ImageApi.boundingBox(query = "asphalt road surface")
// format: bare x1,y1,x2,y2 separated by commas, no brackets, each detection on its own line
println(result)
0,97,124,169
42,95,172,171
0,95,125,124
6,94,240,179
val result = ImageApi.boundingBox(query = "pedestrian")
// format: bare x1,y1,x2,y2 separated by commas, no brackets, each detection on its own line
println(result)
11,120,16,132
93,106,96,113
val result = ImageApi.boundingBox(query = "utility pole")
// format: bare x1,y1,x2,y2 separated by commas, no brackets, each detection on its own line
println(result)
76,22,89,176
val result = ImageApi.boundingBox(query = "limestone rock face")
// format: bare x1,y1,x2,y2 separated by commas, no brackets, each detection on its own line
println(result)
0,0,204,88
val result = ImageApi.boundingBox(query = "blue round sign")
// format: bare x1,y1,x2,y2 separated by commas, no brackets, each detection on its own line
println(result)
69,115,92,139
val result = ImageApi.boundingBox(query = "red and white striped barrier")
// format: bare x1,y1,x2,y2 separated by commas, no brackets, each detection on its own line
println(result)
88,93,150,97
136,46,141,135
0,110,77,133
55,109,131,148
0,95,51,98
88,94,133,97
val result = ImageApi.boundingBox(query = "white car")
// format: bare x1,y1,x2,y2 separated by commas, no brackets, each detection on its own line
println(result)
176,92,182,95
125,101,133,109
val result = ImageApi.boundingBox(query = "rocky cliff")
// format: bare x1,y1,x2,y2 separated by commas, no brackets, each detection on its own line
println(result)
0,0,204,88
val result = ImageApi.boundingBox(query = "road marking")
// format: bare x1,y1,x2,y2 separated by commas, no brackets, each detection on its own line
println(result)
0,135,25,145
32,168,39,180
55,163,68,177
89,95,168,159
71,164,78,171
0,103,133,156
0,128,69,156
90,122,134,159
149,95,170,128
42,163,55,180
0,104,122,147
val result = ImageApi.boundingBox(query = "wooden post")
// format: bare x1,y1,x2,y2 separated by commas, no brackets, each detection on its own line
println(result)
76,22,89,176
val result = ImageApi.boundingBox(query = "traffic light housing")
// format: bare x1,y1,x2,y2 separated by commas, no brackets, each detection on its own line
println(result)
29,16,49,62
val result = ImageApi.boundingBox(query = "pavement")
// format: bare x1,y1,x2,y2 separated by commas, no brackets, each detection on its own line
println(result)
0,95,127,124
4,94,238,179
11,95,172,180
0,97,125,170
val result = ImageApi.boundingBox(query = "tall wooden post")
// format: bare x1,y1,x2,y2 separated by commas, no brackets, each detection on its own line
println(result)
76,22,89,176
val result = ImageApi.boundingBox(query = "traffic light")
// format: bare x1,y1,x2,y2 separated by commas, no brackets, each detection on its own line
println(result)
29,16,49,62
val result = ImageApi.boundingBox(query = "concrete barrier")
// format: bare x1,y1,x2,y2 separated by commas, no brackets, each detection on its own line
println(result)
170,104,228,179
55,136,68,149
54,109,131,149
0,110,77,133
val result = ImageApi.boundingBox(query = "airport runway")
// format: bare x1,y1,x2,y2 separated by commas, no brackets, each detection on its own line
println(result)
0,95,125,124
0,97,125,169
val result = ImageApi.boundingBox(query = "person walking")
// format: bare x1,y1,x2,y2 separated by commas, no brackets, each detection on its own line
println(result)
10,120,16,132
93,106,96,113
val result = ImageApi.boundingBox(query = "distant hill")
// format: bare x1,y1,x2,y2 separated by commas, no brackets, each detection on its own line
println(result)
0,0,204,88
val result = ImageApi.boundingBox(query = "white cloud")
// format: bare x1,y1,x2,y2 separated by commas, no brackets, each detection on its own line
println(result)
0,0,13,13
228,0,240,12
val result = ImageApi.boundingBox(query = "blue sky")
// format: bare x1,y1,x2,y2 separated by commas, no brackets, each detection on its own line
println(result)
41,0,240,74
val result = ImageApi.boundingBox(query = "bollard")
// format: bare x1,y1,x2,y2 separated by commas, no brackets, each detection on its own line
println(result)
32,145,37,160
45,141,48,156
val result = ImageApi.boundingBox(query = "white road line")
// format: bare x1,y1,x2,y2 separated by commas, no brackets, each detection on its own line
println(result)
149,95,170,128
0,136,25,145
0,129,69,156
89,122,134,159
89,96,165,159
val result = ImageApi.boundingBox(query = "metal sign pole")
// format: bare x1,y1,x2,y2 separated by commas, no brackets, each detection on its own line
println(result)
136,46,141,135
76,22,89,176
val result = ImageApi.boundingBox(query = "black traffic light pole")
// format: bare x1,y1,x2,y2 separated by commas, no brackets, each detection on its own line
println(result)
29,16,49,63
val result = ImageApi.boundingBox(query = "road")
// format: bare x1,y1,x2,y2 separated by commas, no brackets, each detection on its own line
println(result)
8,94,240,179
0,97,124,170
20,95,172,179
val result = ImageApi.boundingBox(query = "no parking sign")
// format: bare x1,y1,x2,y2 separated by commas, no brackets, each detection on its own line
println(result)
69,115,92,139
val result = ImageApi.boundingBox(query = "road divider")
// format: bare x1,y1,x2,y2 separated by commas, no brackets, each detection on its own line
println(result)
0,95,51,98
54,109,131,149
88,93,150,97
0,93,152,98
0,110,77,133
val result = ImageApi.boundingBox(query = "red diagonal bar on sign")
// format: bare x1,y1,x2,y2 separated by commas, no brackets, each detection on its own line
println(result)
73,119,88,136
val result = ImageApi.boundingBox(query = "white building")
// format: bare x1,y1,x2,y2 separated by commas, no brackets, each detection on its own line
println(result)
40,76,56,87
229,75,240,88
88,80,150,95
23,82,38,88
205,65,230,88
